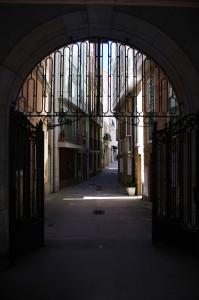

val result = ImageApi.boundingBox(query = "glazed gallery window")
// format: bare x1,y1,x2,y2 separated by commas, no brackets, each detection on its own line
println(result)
146,78,154,141
59,115,77,143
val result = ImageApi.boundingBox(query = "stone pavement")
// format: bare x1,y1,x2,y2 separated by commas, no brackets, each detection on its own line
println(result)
0,162,199,300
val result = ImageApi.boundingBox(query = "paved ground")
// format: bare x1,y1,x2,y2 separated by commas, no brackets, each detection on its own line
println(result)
1,161,199,299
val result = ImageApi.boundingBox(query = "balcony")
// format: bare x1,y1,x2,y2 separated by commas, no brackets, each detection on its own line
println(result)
58,132,84,146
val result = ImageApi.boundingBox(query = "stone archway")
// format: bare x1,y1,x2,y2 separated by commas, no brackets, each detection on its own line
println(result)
1,6,199,261
1,8,199,113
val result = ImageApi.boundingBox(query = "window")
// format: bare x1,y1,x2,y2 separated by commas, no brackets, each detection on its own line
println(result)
135,124,138,145
127,158,132,176
168,83,180,125
119,140,123,153
147,78,154,112
126,116,131,136
119,120,125,139
116,120,119,141
146,78,154,141
127,136,132,153
59,114,77,143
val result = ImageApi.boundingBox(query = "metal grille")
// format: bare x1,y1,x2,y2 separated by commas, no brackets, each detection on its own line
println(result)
9,108,44,261
16,40,180,127
152,114,199,253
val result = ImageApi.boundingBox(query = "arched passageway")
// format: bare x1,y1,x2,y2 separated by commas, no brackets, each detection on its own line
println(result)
1,4,199,267
2,7,199,113
11,39,180,259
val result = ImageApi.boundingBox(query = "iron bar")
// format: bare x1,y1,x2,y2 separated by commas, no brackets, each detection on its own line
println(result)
152,121,158,243
9,109,45,261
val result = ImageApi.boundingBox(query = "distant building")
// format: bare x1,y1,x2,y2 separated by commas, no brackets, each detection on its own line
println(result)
102,69,118,167
113,44,180,198
17,41,104,195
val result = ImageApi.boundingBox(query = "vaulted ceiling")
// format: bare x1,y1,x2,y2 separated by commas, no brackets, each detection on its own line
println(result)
0,0,198,7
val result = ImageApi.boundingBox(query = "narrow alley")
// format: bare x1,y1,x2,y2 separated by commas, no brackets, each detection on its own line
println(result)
0,162,199,300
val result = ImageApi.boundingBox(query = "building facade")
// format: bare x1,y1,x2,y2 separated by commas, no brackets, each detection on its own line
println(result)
17,41,104,196
114,46,180,198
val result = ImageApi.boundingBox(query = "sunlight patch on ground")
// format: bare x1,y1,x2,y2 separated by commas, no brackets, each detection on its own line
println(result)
62,196,142,201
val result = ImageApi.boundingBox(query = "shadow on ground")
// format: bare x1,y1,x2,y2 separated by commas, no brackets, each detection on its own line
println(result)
1,162,199,300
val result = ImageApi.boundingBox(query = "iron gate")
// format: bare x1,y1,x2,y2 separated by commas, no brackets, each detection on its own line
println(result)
152,114,199,254
9,108,44,262
12,39,183,258
16,40,180,124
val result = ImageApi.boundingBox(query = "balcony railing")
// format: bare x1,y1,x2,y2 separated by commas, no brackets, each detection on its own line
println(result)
58,132,84,145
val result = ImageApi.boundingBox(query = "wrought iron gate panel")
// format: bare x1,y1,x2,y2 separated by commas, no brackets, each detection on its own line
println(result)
9,108,44,261
152,114,199,254
16,40,180,126
12,39,185,255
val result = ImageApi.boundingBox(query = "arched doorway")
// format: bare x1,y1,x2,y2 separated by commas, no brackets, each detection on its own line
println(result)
9,38,182,259
1,7,199,264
